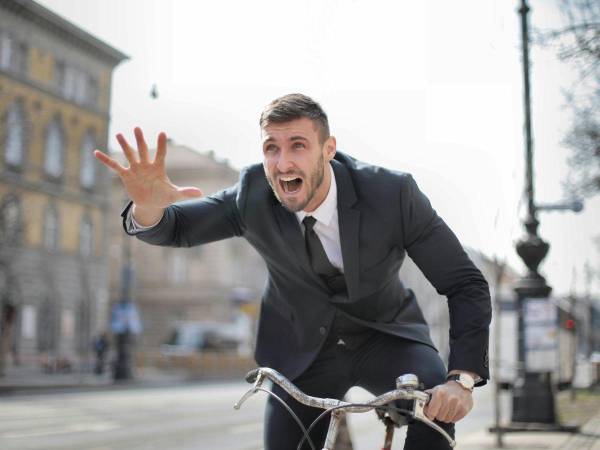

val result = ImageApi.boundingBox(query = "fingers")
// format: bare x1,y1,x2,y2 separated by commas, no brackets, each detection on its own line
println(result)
116,133,138,165
424,384,473,423
94,150,126,175
134,127,151,163
176,186,204,200
424,388,442,420
154,131,167,166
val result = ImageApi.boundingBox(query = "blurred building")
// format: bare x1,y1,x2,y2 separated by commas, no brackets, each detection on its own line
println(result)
109,143,267,351
0,0,126,371
401,249,518,360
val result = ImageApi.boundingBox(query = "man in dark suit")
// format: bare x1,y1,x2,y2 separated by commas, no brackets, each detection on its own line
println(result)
95,93,491,449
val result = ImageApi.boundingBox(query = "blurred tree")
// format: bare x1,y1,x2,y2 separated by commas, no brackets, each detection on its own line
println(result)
539,1,600,198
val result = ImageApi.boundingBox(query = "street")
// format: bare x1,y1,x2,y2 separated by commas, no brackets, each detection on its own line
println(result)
0,381,503,449
0,382,265,450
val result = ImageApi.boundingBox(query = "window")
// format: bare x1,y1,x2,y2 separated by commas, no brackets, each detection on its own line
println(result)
79,215,93,258
79,131,96,188
55,62,97,108
44,117,65,179
0,33,12,70
0,195,21,244
53,60,65,90
4,99,27,167
87,76,98,107
43,204,59,251
0,33,27,74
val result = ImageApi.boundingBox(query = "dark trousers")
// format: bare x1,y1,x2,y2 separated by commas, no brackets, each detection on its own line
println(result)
264,331,454,450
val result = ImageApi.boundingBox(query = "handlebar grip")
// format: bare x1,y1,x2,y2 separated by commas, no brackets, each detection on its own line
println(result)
244,368,261,383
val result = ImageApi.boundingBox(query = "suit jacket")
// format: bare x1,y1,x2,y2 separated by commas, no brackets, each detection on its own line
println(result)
122,151,492,384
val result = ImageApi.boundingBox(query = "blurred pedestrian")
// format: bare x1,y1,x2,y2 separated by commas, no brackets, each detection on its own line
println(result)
93,332,110,375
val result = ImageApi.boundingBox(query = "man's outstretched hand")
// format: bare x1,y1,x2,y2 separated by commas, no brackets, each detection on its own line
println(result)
424,381,473,423
94,128,203,226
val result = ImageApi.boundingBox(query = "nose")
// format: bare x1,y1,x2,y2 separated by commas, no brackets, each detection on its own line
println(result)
275,149,294,174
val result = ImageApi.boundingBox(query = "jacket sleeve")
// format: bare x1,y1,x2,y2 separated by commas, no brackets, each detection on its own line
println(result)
400,174,491,384
120,184,245,248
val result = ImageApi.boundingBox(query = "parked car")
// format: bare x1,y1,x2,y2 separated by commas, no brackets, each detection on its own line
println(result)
161,313,252,356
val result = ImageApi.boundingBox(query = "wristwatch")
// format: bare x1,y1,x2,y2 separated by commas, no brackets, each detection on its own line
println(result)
446,373,475,392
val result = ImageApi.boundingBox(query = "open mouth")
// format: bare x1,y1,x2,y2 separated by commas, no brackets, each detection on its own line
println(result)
279,176,303,194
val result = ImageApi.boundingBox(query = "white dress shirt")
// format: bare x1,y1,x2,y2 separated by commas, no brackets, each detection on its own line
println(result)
295,164,344,272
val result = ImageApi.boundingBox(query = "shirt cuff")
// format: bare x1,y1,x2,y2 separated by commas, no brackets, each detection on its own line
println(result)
126,206,162,233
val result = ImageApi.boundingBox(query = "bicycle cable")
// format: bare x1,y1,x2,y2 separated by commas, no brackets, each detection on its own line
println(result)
254,387,317,450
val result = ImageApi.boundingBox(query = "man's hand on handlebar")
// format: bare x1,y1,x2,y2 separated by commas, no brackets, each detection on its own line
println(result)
424,381,473,423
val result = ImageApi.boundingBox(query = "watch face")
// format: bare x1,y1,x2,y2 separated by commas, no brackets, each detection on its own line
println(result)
458,374,475,390
448,374,474,390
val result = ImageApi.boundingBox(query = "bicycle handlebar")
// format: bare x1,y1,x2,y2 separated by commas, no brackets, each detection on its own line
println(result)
235,367,456,448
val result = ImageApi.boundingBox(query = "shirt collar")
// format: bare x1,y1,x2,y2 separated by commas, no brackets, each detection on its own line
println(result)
296,163,337,226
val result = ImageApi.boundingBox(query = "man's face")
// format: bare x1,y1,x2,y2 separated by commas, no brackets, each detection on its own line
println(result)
262,117,336,213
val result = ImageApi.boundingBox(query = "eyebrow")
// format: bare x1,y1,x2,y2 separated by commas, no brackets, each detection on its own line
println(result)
263,135,309,144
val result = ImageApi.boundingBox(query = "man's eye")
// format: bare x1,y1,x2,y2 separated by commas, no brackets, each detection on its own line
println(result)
264,145,277,153
293,142,305,149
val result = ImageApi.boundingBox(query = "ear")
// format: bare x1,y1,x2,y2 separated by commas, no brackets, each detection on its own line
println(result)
323,136,337,162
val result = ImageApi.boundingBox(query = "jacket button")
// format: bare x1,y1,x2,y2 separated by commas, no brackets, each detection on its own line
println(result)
319,326,327,336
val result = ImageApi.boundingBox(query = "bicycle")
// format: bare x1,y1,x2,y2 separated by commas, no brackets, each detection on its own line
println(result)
234,367,456,450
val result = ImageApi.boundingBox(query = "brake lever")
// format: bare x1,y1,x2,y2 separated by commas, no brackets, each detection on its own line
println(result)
234,370,265,410
411,392,456,448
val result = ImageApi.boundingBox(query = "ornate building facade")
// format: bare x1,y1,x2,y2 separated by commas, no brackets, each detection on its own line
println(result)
0,0,126,370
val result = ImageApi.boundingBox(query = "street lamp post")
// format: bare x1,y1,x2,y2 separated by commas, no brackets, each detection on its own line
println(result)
509,0,582,429
113,219,135,381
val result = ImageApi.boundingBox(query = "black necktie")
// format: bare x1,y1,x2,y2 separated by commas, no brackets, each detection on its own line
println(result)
303,216,346,293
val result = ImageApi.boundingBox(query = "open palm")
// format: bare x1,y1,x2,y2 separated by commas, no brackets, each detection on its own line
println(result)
94,128,203,210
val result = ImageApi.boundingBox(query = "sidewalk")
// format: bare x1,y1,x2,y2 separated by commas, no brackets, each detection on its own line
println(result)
0,363,191,395
457,390,600,450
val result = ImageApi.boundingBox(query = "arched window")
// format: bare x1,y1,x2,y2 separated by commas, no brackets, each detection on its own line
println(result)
79,215,93,258
0,195,21,244
44,117,65,179
4,100,27,167
43,204,59,251
79,131,96,188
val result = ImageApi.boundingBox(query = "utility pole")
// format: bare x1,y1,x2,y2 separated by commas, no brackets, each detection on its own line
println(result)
507,0,580,431
492,257,506,447
112,204,140,381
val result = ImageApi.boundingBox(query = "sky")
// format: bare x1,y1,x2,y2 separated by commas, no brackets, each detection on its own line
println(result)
37,0,600,297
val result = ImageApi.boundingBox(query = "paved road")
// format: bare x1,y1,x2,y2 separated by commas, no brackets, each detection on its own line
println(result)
0,381,502,449
0,382,266,450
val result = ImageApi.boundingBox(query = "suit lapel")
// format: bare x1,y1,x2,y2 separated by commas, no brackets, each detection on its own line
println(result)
332,159,360,301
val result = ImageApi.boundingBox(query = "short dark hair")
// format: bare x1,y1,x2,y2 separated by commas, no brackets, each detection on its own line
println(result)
259,93,330,143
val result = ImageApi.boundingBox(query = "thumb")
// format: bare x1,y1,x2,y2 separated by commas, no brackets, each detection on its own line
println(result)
177,186,204,199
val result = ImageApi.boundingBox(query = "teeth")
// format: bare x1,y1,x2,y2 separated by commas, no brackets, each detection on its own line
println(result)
280,176,299,181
